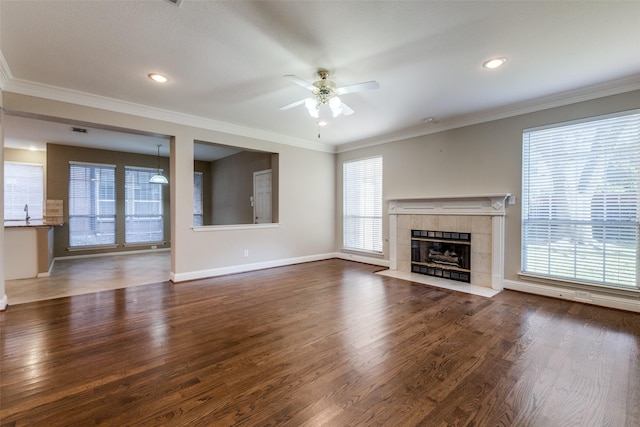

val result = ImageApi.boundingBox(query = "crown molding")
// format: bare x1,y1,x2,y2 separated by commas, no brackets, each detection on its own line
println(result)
2,77,336,154
3,56,638,156
337,74,640,153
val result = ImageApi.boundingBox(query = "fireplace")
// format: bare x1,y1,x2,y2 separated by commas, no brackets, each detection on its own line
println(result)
387,194,510,290
411,230,471,283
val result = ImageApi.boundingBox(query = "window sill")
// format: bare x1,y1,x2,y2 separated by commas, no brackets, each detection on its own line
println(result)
518,271,640,296
192,223,281,232
123,242,166,247
67,244,118,252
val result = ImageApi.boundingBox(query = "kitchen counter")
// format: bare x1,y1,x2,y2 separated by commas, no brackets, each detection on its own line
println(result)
5,219,64,228
4,220,61,279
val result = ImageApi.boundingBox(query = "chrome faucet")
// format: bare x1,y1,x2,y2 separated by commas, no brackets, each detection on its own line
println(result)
24,204,30,222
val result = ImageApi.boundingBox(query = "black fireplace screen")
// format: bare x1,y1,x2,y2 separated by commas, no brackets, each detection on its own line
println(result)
411,229,471,283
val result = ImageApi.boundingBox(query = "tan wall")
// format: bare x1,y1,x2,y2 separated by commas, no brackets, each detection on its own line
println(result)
336,89,640,283
4,147,46,163
211,150,272,225
46,143,171,258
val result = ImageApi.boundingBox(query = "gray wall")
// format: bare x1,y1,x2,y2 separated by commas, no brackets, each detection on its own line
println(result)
211,150,272,225
336,90,640,282
194,159,212,224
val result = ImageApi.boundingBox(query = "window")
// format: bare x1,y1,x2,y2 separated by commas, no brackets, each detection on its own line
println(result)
343,156,383,253
194,172,203,226
4,162,44,221
69,162,116,247
522,111,639,289
125,167,164,244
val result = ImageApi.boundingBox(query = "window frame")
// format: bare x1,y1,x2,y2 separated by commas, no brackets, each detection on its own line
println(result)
124,165,165,245
521,110,639,290
3,161,44,221
342,156,383,255
68,161,117,248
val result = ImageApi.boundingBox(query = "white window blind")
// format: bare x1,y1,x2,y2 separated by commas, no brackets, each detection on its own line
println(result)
522,111,639,289
125,167,164,244
69,163,116,247
343,156,383,253
4,162,43,221
194,172,203,226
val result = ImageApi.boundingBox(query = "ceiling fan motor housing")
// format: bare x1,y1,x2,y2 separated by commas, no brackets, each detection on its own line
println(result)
313,78,336,104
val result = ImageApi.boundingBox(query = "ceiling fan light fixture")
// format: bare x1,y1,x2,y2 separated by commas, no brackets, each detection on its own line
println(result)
329,97,343,117
305,98,320,118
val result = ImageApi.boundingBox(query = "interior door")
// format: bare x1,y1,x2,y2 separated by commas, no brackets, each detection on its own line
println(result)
253,169,272,224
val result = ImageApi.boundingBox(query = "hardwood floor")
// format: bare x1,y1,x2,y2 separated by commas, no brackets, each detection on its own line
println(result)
1,259,639,426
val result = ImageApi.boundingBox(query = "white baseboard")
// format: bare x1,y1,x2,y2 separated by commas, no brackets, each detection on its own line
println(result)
171,253,339,282
334,252,390,268
504,279,640,313
170,252,390,283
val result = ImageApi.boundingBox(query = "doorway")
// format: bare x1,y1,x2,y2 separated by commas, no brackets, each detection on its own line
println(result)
253,169,272,224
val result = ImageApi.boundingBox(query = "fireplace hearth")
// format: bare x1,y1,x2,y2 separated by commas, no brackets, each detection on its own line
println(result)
411,229,471,283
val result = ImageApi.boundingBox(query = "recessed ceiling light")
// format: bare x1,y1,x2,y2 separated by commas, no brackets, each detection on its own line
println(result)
482,57,507,69
148,73,168,83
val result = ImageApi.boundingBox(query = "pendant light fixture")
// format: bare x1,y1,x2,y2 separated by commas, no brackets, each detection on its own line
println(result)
149,144,168,184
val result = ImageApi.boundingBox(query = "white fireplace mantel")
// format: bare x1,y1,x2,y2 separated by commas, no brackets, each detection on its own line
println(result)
388,194,510,291
388,193,511,216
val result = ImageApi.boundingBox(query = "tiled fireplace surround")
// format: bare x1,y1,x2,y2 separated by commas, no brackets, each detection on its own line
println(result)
388,194,510,290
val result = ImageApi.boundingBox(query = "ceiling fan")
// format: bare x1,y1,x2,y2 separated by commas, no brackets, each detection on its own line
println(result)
279,69,379,118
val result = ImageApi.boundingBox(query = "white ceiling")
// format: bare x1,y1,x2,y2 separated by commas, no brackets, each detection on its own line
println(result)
1,0,640,155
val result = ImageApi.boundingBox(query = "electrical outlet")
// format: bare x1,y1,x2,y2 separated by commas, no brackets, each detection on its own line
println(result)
243,249,249,257
151,245,157,249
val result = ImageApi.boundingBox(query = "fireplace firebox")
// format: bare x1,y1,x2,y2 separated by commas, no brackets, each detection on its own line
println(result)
411,229,471,283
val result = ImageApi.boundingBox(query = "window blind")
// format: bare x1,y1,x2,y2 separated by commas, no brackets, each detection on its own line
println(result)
125,167,164,244
522,111,639,288
69,163,116,247
343,156,383,253
4,162,43,220
194,172,204,226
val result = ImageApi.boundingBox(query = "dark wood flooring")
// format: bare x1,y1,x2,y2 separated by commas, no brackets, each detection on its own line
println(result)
1,259,639,426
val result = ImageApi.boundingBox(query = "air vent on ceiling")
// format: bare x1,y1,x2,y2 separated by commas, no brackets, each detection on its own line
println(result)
164,0,183,6
71,127,88,134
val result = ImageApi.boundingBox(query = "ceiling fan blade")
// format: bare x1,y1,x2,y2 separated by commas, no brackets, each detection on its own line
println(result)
341,102,355,116
336,80,379,95
279,98,308,110
283,74,317,92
